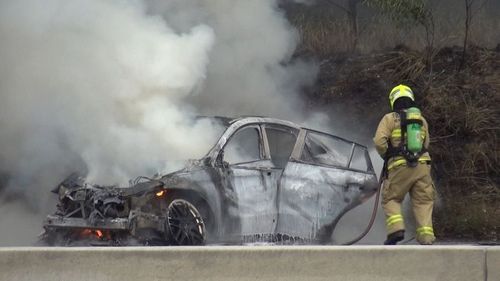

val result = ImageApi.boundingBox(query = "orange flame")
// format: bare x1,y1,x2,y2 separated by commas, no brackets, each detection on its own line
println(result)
156,190,165,197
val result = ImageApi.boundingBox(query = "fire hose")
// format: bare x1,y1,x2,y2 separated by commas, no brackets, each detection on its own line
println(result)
342,164,386,245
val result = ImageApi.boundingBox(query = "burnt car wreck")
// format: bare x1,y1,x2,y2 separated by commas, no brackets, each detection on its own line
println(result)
42,117,378,246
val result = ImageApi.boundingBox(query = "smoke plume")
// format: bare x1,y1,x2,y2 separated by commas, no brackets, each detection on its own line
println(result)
0,0,315,245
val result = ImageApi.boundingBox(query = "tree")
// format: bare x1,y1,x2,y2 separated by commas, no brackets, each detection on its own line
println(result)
459,0,488,71
322,0,436,57
323,0,362,52
363,0,435,80
346,0,363,51
364,0,434,52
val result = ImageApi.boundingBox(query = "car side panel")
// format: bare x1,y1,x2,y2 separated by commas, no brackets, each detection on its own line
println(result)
225,160,279,237
276,161,377,240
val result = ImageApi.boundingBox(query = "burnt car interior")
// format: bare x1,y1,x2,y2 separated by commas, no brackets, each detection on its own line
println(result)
299,130,371,172
265,125,299,169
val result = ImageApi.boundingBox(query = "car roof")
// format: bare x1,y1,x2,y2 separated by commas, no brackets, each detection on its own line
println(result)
197,115,302,129
203,115,369,160
228,116,367,149
228,116,301,129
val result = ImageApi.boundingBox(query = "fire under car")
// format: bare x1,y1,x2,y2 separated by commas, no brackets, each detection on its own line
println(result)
41,116,378,246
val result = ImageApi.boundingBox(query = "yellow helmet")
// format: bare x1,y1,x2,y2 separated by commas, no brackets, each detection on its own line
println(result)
389,84,414,110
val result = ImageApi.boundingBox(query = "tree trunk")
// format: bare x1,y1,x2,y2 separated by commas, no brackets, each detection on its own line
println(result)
459,0,473,71
346,0,361,52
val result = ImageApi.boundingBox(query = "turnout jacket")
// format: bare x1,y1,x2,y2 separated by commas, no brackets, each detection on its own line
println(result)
373,111,431,171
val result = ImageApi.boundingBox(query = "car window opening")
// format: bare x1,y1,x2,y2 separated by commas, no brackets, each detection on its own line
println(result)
300,132,352,168
265,127,298,169
349,145,369,172
224,127,261,165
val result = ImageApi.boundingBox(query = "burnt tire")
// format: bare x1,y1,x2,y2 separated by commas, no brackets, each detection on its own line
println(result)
165,198,206,245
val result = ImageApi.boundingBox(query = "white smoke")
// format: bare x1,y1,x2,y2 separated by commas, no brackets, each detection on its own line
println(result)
0,0,316,245
0,0,218,186
145,0,317,119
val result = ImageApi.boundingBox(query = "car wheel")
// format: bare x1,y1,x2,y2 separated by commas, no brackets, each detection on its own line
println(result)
165,198,206,245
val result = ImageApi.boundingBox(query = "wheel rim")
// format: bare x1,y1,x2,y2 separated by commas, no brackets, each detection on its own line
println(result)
166,199,206,245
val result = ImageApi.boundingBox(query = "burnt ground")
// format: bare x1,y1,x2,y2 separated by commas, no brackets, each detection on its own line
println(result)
301,46,500,241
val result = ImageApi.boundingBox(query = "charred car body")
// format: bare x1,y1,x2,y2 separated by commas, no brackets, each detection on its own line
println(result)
42,117,378,246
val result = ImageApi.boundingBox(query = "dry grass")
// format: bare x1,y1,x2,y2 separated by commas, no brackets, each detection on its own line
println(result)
398,48,499,240
436,199,499,240
286,2,500,240
288,13,354,56
371,50,427,81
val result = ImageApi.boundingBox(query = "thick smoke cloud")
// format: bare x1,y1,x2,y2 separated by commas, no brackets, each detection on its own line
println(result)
0,0,316,245
145,0,317,118
0,1,218,186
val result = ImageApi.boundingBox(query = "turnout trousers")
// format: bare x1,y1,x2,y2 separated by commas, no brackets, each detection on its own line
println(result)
382,162,436,244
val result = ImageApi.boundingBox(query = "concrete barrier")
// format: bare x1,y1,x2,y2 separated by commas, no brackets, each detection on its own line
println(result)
488,247,500,281
0,246,496,281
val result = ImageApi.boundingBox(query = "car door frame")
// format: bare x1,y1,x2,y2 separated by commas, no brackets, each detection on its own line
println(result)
214,123,280,239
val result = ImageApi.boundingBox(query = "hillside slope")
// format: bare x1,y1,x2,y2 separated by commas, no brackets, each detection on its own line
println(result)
303,45,499,241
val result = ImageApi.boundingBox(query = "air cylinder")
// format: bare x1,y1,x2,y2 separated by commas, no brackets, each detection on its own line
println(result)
406,107,423,153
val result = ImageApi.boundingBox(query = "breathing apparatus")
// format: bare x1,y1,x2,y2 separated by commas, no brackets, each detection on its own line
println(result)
388,85,425,167
403,107,424,166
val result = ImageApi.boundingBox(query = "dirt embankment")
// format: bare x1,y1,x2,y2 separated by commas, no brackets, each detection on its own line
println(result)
302,45,499,241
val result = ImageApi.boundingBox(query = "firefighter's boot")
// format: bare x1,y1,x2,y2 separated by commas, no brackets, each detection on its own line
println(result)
384,230,405,245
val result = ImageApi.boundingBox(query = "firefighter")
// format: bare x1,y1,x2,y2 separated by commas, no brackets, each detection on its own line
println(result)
373,84,436,245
